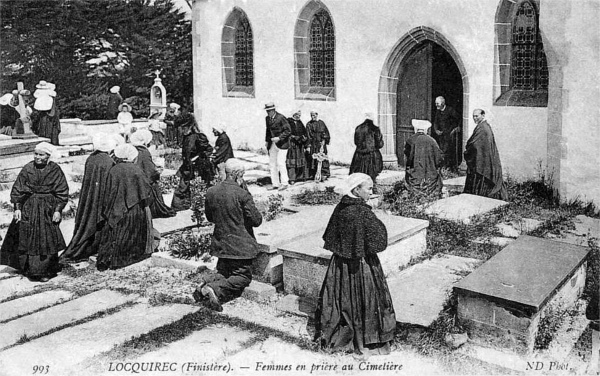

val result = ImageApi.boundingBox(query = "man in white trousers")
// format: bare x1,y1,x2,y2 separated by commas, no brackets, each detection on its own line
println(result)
264,102,291,190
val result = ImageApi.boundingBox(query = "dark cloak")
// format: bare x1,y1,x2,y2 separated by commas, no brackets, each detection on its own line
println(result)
316,195,396,354
107,92,123,119
306,119,331,178
463,120,508,200
31,100,61,145
96,162,154,270
404,133,444,198
61,151,114,263
0,161,68,278
286,118,308,181
349,120,384,181
213,132,235,165
135,145,175,218
0,104,19,135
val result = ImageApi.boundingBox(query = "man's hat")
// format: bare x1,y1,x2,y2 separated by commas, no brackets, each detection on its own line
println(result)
264,102,276,111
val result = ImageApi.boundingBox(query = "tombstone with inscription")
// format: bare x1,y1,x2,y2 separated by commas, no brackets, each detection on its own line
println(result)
454,235,589,354
150,70,167,119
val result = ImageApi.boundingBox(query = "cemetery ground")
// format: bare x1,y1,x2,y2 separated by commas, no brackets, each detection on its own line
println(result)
0,129,599,375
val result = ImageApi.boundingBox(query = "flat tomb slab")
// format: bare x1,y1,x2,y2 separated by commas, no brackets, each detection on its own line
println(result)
279,213,429,298
0,290,73,323
454,235,589,354
0,137,50,157
152,209,198,236
423,193,508,224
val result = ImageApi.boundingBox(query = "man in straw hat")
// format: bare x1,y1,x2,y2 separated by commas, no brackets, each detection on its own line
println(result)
193,158,262,312
61,134,117,264
211,123,234,182
0,142,68,282
107,86,123,120
404,119,444,198
264,102,291,190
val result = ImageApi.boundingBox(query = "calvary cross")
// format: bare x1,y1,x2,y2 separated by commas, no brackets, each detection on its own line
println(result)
12,82,37,139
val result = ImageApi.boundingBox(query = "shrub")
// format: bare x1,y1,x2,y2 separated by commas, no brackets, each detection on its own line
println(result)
166,230,212,261
259,194,284,221
163,152,181,170
60,93,110,120
158,174,179,194
292,186,340,206
189,177,211,226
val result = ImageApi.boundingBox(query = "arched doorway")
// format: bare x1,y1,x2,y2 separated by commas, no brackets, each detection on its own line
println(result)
396,41,463,166
377,27,469,169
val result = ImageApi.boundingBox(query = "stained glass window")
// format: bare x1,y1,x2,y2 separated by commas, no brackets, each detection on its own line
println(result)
235,18,253,87
511,1,548,90
309,10,335,87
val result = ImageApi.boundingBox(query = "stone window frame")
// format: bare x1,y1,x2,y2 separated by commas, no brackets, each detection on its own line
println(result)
494,0,548,107
294,0,336,101
221,7,255,98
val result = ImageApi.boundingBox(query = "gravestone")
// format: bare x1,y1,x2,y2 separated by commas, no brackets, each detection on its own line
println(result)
454,235,589,354
423,193,508,224
278,212,429,297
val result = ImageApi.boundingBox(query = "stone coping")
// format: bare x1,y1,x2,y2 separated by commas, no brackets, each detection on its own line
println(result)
454,235,590,313
279,212,429,263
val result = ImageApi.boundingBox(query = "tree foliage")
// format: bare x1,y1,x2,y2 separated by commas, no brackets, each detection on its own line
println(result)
0,0,192,119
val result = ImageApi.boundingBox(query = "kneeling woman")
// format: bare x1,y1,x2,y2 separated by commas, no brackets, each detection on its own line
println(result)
315,173,396,357
97,144,154,270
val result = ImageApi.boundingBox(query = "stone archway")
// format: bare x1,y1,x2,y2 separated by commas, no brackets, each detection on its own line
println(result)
378,27,469,168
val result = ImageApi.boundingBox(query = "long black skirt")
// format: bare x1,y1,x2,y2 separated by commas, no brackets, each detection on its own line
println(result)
349,150,383,182
150,183,176,218
315,254,396,355
96,204,153,270
464,170,508,200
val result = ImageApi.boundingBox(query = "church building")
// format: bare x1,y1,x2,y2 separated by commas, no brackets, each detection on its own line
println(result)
190,0,600,205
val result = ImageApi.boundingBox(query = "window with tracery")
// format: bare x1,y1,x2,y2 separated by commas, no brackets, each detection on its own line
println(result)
234,18,253,87
309,10,335,87
511,1,548,90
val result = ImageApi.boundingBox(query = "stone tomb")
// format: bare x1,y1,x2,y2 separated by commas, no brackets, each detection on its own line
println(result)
423,193,508,224
454,235,589,354
278,213,429,298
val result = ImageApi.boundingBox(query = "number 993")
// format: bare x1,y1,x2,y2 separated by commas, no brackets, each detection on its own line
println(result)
32,365,49,374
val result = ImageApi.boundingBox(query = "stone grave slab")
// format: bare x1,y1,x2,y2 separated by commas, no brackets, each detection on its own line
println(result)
496,218,544,238
275,294,317,318
153,209,197,236
387,255,481,327
548,214,600,247
0,303,198,376
443,176,466,191
0,276,44,302
454,235,589,354
0,137,50,158
376,169,405,186
423,193,508,224
278,212,429,298
0,290,73,323
0,289,137,349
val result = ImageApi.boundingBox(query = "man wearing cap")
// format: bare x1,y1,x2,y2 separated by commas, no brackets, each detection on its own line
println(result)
432,96,461,170
306,111,331,181
404,120,444,198
61,134,117,264
349,112,384,182
463,109,507,200
264,102,291,190
286,110,308,184
193,158,262,311
212,123,234,181
96,144,155,271
0,142,68,282
107,86,123,120
31,80,60,145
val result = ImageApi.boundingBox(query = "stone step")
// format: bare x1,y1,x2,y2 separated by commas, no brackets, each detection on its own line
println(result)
0,276,45,302
0,290,73,323
92,326,255,376
423,193,509,224
278,211,429,298
0,303,199,376
387,254,481,327
0,289,137,349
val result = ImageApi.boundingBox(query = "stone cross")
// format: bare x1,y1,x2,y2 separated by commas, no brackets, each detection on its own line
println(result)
12,82,37,139
312,142,329,182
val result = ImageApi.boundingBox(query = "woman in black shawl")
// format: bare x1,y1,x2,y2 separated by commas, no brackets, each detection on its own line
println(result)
349,113,384,182
96,144,154,271
131,129,176,218
60,134,116,263
31,81,61,145
315,173,396,358
286,110,308,184
0,142,68,281
170,112,214,211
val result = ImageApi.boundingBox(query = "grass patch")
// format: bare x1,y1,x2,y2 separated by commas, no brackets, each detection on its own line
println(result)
292,186,340,206
165,230,212,261
256,194,285,221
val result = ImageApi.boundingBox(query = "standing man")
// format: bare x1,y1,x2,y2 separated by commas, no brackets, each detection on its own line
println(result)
107,86,123,120
306,110,331,182
212,123,235,181
193,158,262,312
463,109,507,200
432,96,461,170
264,102,291,190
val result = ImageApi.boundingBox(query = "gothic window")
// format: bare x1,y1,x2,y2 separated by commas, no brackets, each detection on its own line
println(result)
510,1,548,91
309,10,335,87
234,18,253,87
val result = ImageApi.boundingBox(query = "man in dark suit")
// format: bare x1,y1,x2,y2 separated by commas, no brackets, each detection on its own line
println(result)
193,158,263,311
264,102,291,190
433,96,461,170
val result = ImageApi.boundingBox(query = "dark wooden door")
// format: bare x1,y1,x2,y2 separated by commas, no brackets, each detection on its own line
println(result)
396,43,432,166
